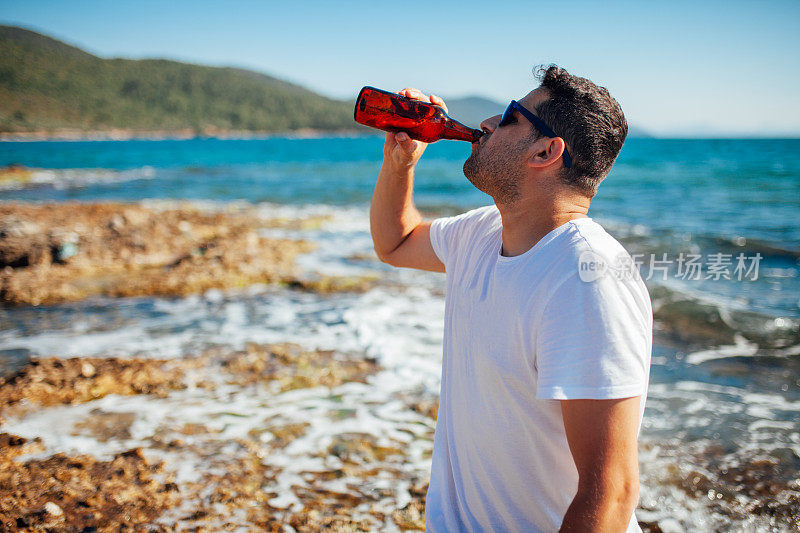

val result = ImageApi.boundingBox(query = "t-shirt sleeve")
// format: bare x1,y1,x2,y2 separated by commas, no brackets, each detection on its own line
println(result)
534,270,651,400
429,206,496,268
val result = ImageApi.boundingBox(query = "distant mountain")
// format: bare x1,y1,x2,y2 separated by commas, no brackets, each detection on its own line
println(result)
444,96,506,129
0,25,356,134
444,94,652,138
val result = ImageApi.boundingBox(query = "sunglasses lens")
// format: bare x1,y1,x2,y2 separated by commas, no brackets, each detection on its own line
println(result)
499,104,513,127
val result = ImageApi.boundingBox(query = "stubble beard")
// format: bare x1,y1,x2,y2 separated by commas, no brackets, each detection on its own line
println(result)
463,145,523,206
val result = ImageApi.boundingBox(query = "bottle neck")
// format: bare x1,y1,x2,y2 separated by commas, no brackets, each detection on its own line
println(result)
442,117,483,142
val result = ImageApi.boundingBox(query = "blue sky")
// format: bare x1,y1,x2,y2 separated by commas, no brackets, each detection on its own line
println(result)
2,0,799,137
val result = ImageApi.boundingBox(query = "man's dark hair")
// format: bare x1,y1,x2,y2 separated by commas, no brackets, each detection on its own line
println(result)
531,65,627,196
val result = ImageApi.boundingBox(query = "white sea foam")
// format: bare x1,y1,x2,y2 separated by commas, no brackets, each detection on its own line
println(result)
685,334,759,365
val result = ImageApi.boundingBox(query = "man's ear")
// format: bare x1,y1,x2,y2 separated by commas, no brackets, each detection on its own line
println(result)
526,137,566,169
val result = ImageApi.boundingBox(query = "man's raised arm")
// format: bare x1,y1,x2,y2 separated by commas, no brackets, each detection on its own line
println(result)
369,88,445,273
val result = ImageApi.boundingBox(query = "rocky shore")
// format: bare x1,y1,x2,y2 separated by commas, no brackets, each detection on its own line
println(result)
0,344,430,531
0,203,424,531
4,347,797,531
0,202,315,306
0,201,426,529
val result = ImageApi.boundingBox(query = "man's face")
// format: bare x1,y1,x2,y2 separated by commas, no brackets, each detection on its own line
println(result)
463,88,547,204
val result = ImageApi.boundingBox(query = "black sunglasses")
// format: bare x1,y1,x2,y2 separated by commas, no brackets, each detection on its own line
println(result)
499,100,573,168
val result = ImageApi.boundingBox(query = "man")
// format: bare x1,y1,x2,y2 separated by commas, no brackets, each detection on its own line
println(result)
370,65,652,532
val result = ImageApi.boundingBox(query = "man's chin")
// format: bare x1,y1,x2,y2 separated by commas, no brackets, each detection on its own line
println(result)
462,160,484,192
462,160,474,182
463,154,478,179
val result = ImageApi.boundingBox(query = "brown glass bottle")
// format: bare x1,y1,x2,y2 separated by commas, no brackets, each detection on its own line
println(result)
354,86,483,143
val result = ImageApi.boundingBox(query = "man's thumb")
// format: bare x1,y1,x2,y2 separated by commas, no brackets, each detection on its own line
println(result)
395,132,416,152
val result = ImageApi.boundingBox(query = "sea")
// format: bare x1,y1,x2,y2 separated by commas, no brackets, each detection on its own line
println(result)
1,136,799,531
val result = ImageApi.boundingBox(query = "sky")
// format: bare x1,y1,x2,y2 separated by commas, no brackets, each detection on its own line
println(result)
2,0,799,137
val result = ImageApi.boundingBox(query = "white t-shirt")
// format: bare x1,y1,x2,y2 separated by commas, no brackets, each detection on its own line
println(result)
425,205,652,533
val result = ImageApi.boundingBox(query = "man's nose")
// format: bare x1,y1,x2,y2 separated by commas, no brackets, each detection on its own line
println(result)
480,114,501,134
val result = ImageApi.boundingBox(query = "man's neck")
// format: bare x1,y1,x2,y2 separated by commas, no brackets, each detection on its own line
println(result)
495,197,590,258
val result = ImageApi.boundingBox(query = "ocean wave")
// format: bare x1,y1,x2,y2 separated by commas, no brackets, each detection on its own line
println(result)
651,283,800,353
0,166,156,190
598,215,800,261
685,337,800,365
707,235,800,260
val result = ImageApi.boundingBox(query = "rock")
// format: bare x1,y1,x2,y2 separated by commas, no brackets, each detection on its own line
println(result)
109,213,126,231
56,241,79,262
0,347,32,380
43,501,63,516
122,208,149,227
80,362,95,378
73,409,136,442
0,216,41,237
408,398,439,421
0,232,52,268
0,432,45,461
285,274,380,294
218,342,381,392
326,433,404,463
392,500,426,531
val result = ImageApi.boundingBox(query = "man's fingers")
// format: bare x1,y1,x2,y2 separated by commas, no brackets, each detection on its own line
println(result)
400,87,423,96
399,88,448,114
395,132,417,153
400,87,427,102
430,94,448,114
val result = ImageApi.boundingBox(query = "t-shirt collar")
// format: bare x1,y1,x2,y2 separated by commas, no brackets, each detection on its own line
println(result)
496,216,592,263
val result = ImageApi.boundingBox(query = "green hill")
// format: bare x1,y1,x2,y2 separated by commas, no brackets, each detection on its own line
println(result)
0,25,357,134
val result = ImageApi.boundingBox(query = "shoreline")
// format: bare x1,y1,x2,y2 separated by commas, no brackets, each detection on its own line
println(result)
0,128,374,143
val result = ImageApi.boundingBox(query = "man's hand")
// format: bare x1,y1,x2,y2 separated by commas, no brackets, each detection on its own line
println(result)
381,88,448,172
559,397,641,532
369,87,447,273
